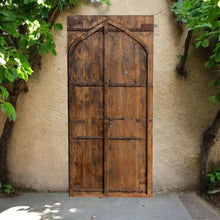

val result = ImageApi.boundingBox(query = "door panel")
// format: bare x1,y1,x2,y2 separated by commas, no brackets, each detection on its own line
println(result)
108,140,146,193
68,16,153,197
72,140,103,190
108,87,146,138
106,32,147,85
69,32,104,84
70,87,103,137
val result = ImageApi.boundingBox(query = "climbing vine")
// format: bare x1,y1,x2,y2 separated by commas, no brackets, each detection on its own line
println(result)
172,0,220,103
171,0,220,196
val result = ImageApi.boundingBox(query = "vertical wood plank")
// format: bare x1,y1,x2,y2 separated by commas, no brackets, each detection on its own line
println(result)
103,23,109,196
147,17,154,197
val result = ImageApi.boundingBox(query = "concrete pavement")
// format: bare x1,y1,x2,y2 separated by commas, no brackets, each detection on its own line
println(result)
0,192,219,220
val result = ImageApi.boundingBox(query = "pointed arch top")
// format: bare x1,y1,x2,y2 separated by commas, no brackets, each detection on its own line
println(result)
68,18,152,56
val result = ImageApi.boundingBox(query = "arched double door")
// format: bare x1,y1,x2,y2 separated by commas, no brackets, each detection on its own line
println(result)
68,16,153,197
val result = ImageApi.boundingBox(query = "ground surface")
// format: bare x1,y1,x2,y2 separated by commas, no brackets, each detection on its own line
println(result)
205,192,220,210
0,192,219,220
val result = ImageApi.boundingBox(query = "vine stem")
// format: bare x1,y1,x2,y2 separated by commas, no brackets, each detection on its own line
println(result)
176,30,192,76
0,81,22,184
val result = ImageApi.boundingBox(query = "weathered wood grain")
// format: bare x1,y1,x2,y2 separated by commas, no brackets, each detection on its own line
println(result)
68,15,153,197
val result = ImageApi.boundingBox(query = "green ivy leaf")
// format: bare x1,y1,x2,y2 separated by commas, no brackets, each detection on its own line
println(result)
101,0,111,6
210,94,220,104
58,1,63,11
3,188,10,194
0,86,9,100
0,10,16,22
202,39,209,48
4,69,15,82
0,37,5,47
208,80,215,88
196,41,202,48
208,173,216,183
1,102,16,121
205,60,215,68
196,23,212,29
53,23,63,30
215,53,220,63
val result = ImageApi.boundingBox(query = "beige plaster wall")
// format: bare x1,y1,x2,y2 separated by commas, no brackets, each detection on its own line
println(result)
2,0,219,192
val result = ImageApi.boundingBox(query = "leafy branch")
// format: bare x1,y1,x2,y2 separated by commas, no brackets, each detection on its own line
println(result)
0,0,110,121
172,0,220,103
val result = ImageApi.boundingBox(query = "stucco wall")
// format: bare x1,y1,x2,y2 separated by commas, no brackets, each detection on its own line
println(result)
1,0,219,193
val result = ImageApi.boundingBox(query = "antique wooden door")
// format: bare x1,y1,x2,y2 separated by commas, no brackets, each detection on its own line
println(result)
68,16,153,197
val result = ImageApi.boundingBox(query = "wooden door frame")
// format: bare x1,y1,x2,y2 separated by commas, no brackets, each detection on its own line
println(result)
68,16,153,197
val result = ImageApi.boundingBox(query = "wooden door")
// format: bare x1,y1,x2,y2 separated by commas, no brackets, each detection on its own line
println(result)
68,16,153,197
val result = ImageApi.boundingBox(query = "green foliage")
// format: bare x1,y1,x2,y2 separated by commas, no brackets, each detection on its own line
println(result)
54,23,63,30
0,0,110,121
207,167,220,194
100,0,111,6
0,183,14,194
1,102,16,121
172,0,220,103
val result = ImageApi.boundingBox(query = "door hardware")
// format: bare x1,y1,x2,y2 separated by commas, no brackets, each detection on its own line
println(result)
99,116,125,120
109,120,113,128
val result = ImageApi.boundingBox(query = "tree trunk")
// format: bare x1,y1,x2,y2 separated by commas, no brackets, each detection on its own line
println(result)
199,110,220,196
0,81,22,184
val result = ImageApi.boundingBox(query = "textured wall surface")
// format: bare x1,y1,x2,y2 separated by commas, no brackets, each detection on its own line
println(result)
1,0,219,193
